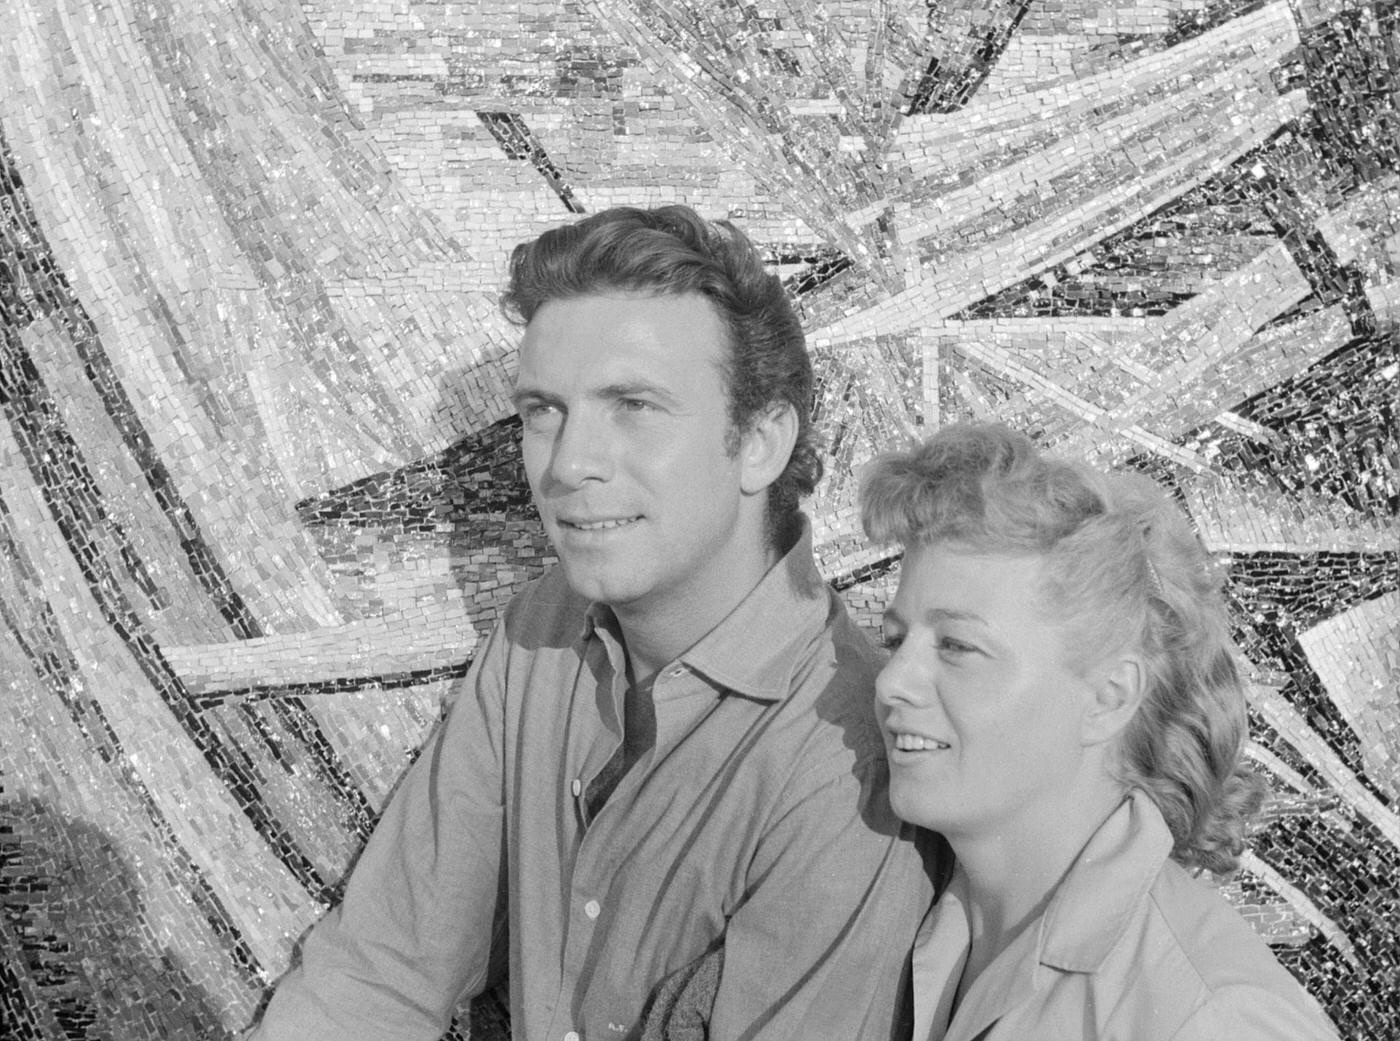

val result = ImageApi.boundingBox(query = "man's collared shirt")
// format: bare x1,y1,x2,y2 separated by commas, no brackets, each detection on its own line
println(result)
251,523,930,1041
911,790,1339,1041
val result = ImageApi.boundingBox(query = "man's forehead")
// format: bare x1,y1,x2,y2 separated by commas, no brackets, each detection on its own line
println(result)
515,292,729,386
524,289,724,334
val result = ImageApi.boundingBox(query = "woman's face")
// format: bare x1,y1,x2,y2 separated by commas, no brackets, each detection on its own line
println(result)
875,543,1103,840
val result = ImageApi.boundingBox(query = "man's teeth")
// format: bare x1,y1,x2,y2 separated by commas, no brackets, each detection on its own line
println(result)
570,517,639,530
893,733,950,751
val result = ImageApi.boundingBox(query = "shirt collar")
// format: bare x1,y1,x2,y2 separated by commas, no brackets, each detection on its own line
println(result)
577,516,830,703
1037,789,1174,973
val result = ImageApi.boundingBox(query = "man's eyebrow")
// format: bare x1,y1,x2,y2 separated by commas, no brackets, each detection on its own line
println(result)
509,386,559,409
511,380,685,410
595,380,682,406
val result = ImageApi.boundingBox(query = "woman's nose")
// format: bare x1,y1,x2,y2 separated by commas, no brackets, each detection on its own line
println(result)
875,651,922,709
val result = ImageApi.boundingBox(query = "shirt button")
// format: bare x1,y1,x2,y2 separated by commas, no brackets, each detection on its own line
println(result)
571,778,582,797
666,665,687,678
584,899,601,919
564,1033,580,1041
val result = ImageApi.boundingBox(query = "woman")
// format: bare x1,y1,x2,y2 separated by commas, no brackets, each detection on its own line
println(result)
860,422,1339,1041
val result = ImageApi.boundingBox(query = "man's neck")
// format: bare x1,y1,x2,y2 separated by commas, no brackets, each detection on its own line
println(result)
612,588,747,683
611,540,786,682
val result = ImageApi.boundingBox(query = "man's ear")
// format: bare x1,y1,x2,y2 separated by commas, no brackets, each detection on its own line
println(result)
1081,655,1147,747
739,402,799,495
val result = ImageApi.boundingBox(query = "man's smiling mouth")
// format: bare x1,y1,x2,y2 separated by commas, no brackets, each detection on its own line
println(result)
561,516,643,531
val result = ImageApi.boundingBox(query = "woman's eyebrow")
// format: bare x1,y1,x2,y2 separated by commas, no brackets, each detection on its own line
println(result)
924,607,987,627
884,604,988,628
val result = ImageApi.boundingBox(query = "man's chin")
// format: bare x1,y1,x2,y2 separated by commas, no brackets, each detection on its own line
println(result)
555,559,641,608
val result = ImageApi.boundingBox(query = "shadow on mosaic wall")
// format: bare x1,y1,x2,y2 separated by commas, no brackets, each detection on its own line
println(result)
1,0,1397,1038
2,798,233,1040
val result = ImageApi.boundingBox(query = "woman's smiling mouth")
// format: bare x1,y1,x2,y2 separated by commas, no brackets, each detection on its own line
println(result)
890,732,951,752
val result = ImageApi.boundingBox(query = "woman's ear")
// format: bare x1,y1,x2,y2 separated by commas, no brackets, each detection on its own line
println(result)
1081,655,1147,746
739,402,799,496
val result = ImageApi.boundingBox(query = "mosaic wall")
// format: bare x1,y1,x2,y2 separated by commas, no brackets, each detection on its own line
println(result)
1,0,1397,1037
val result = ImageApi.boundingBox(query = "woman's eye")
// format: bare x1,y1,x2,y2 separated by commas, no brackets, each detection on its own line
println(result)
880,633,904,651
939,637,977,656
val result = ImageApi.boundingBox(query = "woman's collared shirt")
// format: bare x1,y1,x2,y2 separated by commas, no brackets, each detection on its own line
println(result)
911,791,1340,1041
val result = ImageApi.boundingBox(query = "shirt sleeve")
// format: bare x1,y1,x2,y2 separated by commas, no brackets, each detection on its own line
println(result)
246,616,513,1041
708,754,933,1041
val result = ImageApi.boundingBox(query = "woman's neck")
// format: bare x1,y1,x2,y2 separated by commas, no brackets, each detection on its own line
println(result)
949,783,1128,992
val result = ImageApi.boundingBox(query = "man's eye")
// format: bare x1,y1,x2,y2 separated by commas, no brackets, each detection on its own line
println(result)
880,633,904,651
519,402,560,427
939,637,977,656
618,397,654,412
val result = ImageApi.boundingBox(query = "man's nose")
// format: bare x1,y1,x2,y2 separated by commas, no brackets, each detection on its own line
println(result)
548,411,612,488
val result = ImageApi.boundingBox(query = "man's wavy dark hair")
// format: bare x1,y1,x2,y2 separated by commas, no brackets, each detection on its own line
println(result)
501,204,821,549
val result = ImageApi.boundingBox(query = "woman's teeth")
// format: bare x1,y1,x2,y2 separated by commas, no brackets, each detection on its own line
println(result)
893,733,950,751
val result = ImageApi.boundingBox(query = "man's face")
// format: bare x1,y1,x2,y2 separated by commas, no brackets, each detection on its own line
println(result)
513,291,772,624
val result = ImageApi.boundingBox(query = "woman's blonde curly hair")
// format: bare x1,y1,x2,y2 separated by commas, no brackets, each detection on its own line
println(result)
860,421,1266,874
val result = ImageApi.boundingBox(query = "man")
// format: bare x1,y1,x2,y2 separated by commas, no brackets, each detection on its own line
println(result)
249,205,930,1040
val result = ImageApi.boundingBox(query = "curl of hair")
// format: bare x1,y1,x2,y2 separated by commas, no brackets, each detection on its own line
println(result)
860,422,1267,873
501,204,820,548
